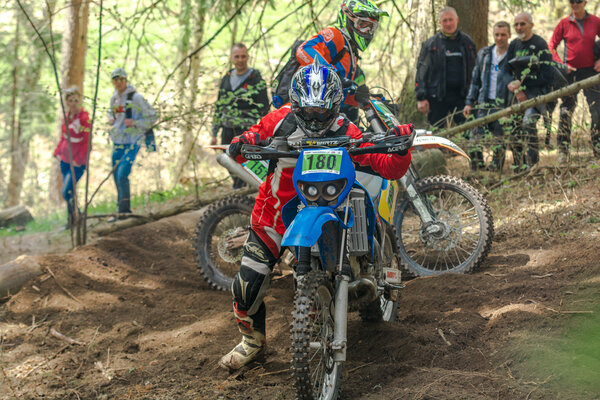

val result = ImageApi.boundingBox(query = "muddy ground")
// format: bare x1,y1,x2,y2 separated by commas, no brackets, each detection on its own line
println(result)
1,163,600,399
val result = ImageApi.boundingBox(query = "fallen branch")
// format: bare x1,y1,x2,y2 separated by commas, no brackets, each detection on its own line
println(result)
484,272,507,278
346,361,376,374
437,328,452,346
442,73,600,138
93,186,257,236
23,343,71,378
45,266,81,304
531,273,553,279
258,368,291,377
50,328,85,346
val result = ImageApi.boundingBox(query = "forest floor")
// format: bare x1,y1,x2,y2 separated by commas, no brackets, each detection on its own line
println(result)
1,151,600,400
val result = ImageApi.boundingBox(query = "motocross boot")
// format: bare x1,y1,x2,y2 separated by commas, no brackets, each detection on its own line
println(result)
219,307,266,370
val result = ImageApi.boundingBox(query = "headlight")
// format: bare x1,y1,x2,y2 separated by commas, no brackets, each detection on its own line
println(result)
298,179,347,205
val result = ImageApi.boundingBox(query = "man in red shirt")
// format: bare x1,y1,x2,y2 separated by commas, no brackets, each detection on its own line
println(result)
549,0,600,161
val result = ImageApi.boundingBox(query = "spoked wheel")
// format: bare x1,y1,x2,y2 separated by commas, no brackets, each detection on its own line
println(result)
292,270,341,400
394,175,494,277
192,195,255,291
360,223,400,322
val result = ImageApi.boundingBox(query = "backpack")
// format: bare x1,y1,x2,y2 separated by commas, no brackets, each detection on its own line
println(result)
271,39,347,108
126,91,156,152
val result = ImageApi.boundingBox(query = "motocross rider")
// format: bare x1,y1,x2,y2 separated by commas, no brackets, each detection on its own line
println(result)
296,0,388,120
219,60,413,371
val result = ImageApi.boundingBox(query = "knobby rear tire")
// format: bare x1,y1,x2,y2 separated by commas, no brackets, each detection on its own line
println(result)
192,195,255,291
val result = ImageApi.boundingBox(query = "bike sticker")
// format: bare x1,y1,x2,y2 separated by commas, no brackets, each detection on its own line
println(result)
301,149,343,175
242,160,269,183
383,268,401,284
372,100,400,128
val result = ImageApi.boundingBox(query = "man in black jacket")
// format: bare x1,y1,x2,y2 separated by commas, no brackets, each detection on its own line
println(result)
211,43,270,187
503,12,552,171
415,6,476,129
463,21,511,171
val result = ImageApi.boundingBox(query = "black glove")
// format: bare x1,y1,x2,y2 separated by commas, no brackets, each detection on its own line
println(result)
387,123,414,156
355,85,371,108
227,132,261,158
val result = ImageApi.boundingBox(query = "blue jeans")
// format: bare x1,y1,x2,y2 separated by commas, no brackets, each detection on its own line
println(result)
111,144,140,213
60,161,86,218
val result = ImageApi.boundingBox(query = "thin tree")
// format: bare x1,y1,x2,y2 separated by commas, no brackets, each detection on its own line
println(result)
447,0,489,50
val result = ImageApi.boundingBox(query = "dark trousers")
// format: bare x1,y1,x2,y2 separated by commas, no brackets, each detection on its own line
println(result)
111,144,140,214
222,127,246,189
60,161,86,219
509,107,542,170
468,104,507,171
427,95,467,129
558,67,600,156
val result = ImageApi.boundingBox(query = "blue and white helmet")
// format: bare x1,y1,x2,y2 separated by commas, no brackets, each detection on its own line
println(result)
289,59,344,138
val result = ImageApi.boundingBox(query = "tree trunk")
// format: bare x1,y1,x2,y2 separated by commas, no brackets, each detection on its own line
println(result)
447,0,488,50
50,0,90,207
61,0,90,93
0,255,43,298
398,0,436,126
174,1,207,182
0,205,34,228
5,14,21,207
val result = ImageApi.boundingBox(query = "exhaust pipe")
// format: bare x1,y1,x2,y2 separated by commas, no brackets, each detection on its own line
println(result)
216,153,261,190
348,277,377,304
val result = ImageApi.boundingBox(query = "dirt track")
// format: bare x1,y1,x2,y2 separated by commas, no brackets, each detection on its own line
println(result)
1,179,600,399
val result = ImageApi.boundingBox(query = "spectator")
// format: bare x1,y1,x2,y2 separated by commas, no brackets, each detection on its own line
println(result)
296,0,389,122
503,12,552,171
53,86,90,228
463,21,512,171
211,43,270,188
549,0,600,162
107,68,157,220
416,6,476,129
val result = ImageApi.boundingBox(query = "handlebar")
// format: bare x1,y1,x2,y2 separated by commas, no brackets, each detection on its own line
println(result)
240,130,415,161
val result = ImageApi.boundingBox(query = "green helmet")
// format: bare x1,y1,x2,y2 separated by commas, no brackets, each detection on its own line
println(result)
336,0,389,51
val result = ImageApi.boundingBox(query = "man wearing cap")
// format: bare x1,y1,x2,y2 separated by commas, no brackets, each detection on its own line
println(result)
549,0,600,162
107,68,157,219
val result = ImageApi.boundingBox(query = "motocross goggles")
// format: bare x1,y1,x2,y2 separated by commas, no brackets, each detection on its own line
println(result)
297,106,335,123
345,8,379,36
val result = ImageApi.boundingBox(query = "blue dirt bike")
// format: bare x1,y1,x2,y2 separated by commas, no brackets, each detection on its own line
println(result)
238,130,413,399
194,97,493,290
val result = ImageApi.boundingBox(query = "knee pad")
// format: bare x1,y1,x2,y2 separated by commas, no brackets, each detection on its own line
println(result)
232,264,271,316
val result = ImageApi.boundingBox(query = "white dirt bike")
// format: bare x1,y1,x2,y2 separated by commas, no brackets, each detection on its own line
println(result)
193,97,493,290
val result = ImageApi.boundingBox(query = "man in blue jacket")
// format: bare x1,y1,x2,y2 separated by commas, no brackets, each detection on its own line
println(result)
463,21,511,171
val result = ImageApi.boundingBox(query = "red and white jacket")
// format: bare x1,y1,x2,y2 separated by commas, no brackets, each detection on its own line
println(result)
53,109,91,166
549,12,600,69
231,106,411,256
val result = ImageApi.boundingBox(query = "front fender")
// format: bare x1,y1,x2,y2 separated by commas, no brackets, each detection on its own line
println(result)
281,207,354,247
412,135,470,160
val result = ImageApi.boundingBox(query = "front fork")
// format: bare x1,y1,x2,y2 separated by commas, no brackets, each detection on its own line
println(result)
398,165,440,235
